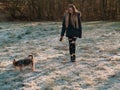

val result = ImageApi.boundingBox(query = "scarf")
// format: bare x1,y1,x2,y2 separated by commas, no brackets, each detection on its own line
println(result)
65,13,79,29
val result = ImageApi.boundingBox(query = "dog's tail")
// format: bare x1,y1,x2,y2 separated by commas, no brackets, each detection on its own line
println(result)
28,55,33,59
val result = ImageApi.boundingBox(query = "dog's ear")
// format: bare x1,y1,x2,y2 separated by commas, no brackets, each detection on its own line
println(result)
13,59,16,65
13,59,16,62
28,55,33,59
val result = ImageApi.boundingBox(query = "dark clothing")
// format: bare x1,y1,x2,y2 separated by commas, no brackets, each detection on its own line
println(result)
60,12,82,62
61,13,82,38
68,37,76,62
68,37,76,55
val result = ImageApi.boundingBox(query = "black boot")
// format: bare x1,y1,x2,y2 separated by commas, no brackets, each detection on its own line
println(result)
71,55,76,62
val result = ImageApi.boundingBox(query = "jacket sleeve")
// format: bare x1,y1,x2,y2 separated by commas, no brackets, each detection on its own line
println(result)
61,16,66,36
78,13,82,38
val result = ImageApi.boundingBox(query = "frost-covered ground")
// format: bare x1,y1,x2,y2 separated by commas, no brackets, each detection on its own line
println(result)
0,21,120,90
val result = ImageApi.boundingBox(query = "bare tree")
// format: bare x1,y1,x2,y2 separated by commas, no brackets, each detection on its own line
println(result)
0,0,119,21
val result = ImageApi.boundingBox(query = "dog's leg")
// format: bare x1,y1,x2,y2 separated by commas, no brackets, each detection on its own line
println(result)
19,66,23,71
14,66,18,71
31,61,35,71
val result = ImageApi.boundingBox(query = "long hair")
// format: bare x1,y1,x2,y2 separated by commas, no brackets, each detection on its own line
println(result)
64,4,80,29
68,4,78,14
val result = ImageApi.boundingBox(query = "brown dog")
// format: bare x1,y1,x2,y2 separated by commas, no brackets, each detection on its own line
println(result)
13,55,35,71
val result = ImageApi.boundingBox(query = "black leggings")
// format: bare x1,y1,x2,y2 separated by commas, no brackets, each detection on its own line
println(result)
68,37,77,56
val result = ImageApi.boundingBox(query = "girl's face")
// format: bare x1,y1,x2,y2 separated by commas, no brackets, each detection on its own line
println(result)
68,7,73,14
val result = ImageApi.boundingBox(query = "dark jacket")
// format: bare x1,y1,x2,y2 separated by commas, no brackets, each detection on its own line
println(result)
61,13,82,38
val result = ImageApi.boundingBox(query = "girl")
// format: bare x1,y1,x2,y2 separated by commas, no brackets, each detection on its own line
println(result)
60,4,82,62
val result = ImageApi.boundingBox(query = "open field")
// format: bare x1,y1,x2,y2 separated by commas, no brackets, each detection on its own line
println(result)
0,21,120,90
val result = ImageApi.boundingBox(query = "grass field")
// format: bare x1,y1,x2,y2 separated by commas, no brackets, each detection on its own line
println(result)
0,21,120,90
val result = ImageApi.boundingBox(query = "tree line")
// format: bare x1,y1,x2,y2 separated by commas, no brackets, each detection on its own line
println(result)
0,0,120,21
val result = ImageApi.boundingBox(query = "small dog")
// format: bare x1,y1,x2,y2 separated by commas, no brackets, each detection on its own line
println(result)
13,55,35,71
